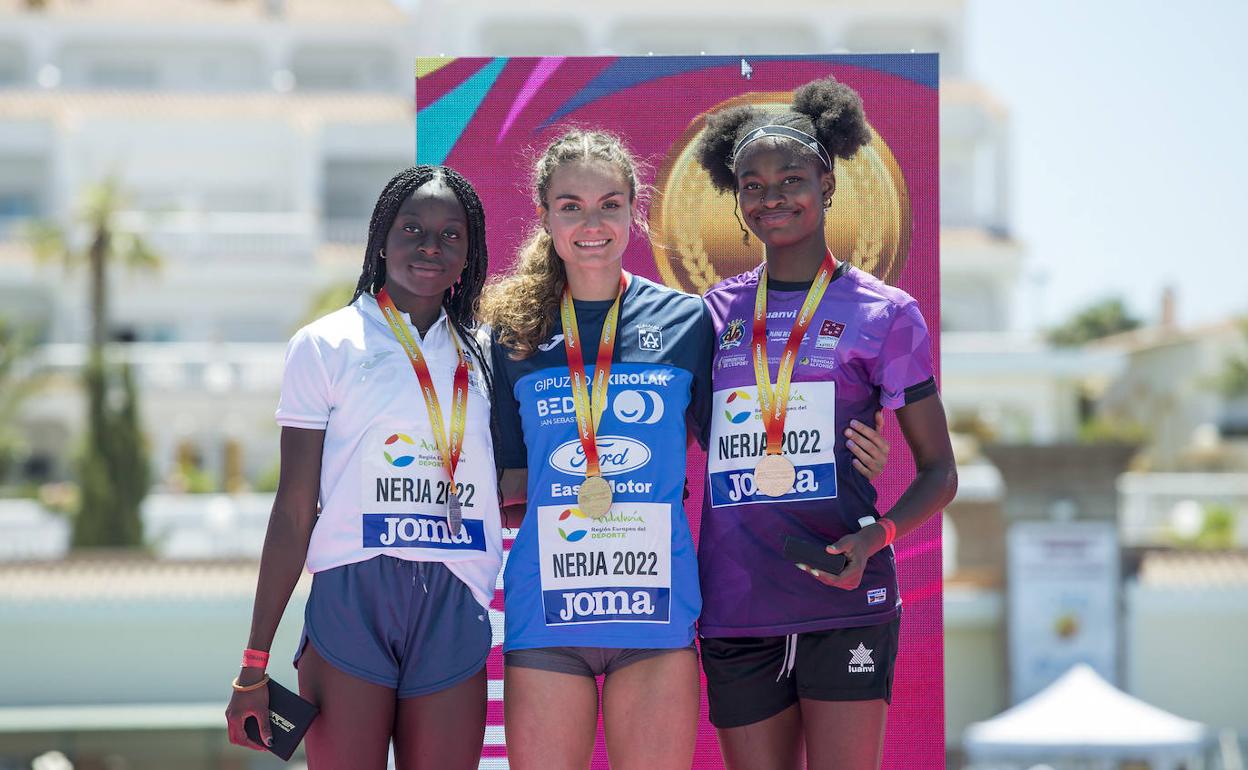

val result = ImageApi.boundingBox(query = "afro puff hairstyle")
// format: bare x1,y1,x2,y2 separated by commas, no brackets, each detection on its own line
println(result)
695,76,873,194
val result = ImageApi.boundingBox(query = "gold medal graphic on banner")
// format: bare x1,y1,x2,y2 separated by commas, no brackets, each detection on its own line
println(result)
751,253,836,498
561,275,629,519
377,289,469,536
649,92,910,295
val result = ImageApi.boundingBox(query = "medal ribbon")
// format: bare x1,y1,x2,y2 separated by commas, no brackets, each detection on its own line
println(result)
376,288,469,492
560,273,628,480
751,252,837,456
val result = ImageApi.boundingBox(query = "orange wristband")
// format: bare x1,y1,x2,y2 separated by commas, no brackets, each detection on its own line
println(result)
242,648,270,670
877,517,897,547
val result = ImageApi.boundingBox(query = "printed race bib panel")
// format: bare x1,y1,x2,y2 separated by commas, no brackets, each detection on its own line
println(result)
708,381,837,507
360,426,486,551
537,502,672,625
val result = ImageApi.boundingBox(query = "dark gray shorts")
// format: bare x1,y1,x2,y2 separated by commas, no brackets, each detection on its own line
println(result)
296,556,491,698
504,645,693,678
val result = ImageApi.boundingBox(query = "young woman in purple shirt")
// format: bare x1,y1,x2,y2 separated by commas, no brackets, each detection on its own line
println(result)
694,76,958,770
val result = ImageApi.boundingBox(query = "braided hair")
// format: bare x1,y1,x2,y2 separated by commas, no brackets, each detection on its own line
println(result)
351,165,493,396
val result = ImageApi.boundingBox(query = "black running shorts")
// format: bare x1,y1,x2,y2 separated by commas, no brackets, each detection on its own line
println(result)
700,618,901,729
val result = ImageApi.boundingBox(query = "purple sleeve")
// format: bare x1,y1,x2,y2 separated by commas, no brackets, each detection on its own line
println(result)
872,300,936,410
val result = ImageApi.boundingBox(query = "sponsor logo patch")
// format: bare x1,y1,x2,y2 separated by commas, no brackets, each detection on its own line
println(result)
722,389,754,424
382,433,416,467
613,389,665,424
867,587,887,606
816,319,846,350
637,324,663,352
556,507,589,542
848,642,876,674
720,318,746,350
548,435,651,477
362,513,485,551
544,587,669,624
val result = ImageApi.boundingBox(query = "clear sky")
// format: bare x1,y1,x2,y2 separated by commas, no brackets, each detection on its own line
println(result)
967,0,1248,329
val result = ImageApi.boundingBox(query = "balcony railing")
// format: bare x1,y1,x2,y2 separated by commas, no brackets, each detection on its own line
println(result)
36,342,287,393
113,211,318,261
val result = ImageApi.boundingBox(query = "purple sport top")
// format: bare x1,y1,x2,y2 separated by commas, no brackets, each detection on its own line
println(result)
698,262,936,637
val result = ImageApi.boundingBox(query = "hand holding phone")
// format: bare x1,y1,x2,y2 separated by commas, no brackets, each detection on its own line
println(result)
782,535,848,576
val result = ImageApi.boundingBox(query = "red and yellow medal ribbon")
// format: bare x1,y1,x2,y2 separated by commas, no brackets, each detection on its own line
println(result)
376,288,468,491
560,274,628,480
751,252,837,456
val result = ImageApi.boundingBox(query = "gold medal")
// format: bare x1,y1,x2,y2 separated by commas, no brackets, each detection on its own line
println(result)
560,275,628,521
578,475,614,519
754,453,796,498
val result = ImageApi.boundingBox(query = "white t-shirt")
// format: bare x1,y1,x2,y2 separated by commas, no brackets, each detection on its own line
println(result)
275,294,502,608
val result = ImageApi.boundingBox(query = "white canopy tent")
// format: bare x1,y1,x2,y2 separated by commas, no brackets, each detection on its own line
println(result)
963,663,1213,770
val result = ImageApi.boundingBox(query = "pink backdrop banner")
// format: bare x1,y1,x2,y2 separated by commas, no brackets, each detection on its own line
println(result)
418,54,942,769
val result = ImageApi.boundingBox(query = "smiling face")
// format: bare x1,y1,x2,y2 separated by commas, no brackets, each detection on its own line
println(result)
540,159,636,272
734,137,835,251
382,178,469,303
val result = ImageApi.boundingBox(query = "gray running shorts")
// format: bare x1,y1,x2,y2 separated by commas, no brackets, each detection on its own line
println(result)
504,645,693,678
297,555,491,698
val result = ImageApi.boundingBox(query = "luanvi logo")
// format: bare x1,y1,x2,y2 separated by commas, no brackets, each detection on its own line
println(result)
848,643,875,674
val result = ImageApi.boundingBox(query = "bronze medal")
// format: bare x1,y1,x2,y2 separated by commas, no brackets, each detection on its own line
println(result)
754,453,796,498
578,475,614,519
749,255,837,502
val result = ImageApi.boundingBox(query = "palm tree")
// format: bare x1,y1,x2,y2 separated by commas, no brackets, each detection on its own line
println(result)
25,177,160,548
27,176,160,356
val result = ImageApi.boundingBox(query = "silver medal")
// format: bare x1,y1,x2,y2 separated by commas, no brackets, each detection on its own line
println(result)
447,495,463,536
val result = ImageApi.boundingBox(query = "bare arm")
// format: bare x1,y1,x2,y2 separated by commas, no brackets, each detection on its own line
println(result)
499,468,528,528
225,426,324,748
805,395,957,590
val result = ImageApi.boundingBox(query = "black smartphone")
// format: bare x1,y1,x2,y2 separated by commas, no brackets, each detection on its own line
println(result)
243,677,319,762
782,535,848,575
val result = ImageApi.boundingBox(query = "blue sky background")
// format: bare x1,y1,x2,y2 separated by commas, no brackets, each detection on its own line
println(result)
967,0,1248,329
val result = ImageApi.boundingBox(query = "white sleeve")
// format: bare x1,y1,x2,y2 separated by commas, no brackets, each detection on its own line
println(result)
275,327,332,429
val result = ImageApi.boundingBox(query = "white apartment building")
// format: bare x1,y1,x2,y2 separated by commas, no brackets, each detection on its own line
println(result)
0,0,419,486
1,0,1109,487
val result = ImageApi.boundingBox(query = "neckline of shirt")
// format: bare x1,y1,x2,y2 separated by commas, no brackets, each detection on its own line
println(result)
758,260,852,293
569,274,640,311
355,293,449,342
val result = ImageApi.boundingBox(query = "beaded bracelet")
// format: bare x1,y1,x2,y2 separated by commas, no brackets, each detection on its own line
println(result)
231,673,270,693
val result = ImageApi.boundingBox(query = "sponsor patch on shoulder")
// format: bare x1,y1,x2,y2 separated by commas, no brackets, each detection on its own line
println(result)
867,587,887,606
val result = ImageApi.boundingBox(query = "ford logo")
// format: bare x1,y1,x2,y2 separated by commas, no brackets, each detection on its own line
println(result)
548,435,651,477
